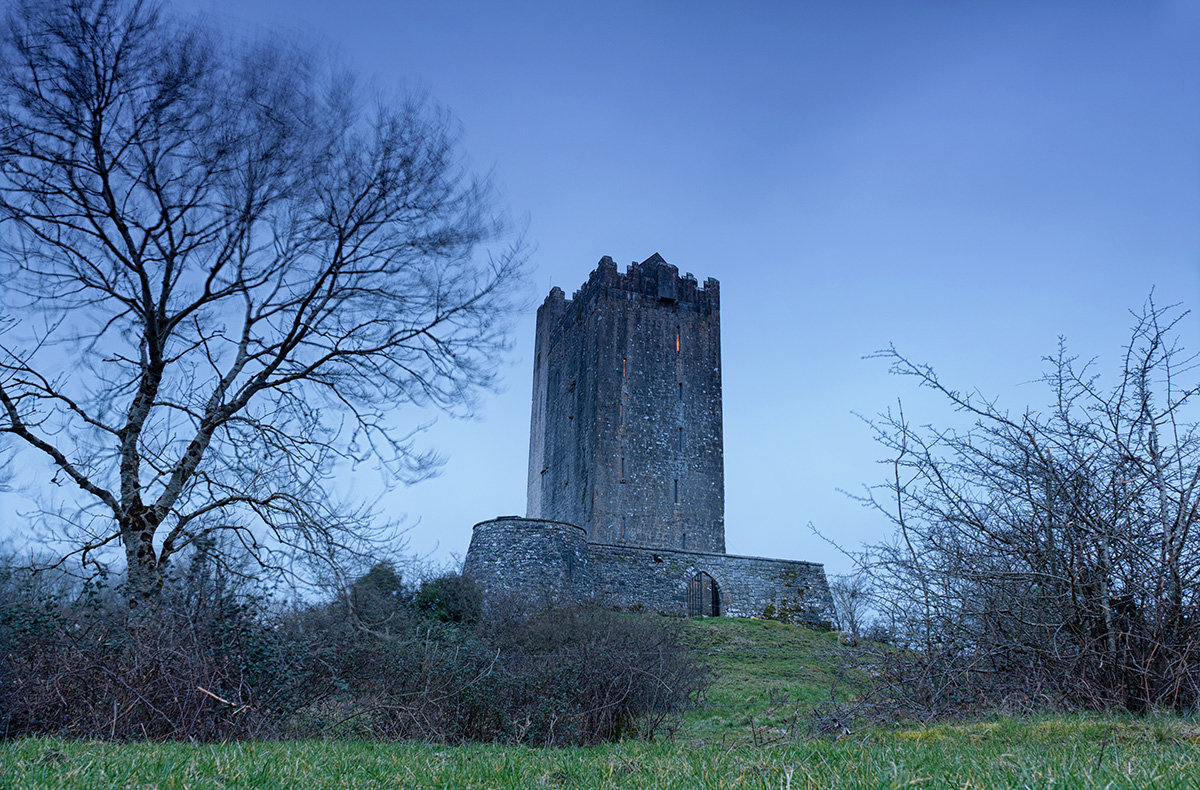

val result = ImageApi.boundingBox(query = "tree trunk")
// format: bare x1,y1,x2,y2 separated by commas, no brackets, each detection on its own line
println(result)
122,507,163,606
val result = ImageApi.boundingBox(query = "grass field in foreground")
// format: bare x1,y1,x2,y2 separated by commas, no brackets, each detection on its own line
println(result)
5,716,1200,789
5,618,1200,788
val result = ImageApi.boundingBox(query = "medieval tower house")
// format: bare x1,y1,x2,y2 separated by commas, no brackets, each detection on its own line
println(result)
464,255,833,625
527,253,724,553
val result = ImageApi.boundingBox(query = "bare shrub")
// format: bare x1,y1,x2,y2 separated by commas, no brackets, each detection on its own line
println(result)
3,558,707,745
856,299,1200,715
829,573,873,640
480,606,709,744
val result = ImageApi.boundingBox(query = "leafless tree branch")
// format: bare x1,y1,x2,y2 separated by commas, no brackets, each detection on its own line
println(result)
0,0,526,603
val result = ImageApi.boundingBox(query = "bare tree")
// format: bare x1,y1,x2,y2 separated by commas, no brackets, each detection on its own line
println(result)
858,300,1200,712
828,572,872,639
0,0,525,602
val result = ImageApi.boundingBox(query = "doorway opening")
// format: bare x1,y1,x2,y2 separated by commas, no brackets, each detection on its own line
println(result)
687,571,720,617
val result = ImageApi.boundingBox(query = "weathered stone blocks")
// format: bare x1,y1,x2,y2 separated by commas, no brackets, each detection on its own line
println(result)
464,518,834,627
527,254,724,552
462,517,590,607
463,255,835,628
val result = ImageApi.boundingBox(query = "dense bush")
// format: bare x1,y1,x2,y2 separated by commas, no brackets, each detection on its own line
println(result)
415,573,483,624
486,606,707,743
289,592,707,745
1,554,295,740
1,560,707,744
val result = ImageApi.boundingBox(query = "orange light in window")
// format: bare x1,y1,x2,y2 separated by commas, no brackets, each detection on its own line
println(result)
675,333,680,352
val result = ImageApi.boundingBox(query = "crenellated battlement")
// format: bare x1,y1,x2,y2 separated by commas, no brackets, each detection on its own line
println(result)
542,253,718,309
538,254,719,350
576,253,719,310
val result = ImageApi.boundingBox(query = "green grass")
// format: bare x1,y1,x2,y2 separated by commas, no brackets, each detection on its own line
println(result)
6,618,1200,788
6,717,1200,788
681,616,855,741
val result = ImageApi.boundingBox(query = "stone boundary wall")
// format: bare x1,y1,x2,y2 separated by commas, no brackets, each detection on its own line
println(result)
588,543,835,627
463,517,835,628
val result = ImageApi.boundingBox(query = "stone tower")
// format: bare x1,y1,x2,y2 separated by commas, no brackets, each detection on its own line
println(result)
526,254,725,552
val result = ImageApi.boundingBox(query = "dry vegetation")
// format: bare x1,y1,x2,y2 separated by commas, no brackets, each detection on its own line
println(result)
856,300,1200,715
5,617,1200,788
0,557,706,745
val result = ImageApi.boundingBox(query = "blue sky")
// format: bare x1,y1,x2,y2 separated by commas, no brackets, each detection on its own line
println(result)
8,1,1200,576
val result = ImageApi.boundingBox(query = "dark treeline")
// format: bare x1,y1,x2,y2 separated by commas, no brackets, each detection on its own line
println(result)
0,549,707,744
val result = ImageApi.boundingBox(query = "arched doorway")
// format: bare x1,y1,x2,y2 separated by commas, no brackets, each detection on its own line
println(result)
687,571,720,617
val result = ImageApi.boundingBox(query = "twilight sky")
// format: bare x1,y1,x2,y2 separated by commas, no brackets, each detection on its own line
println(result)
8,1,1200,577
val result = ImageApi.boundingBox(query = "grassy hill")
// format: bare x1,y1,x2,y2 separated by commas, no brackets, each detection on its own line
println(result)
681,616,856,741
5,617,1200,789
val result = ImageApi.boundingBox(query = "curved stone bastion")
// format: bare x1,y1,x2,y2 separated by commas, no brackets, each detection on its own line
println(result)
462,517,591,607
